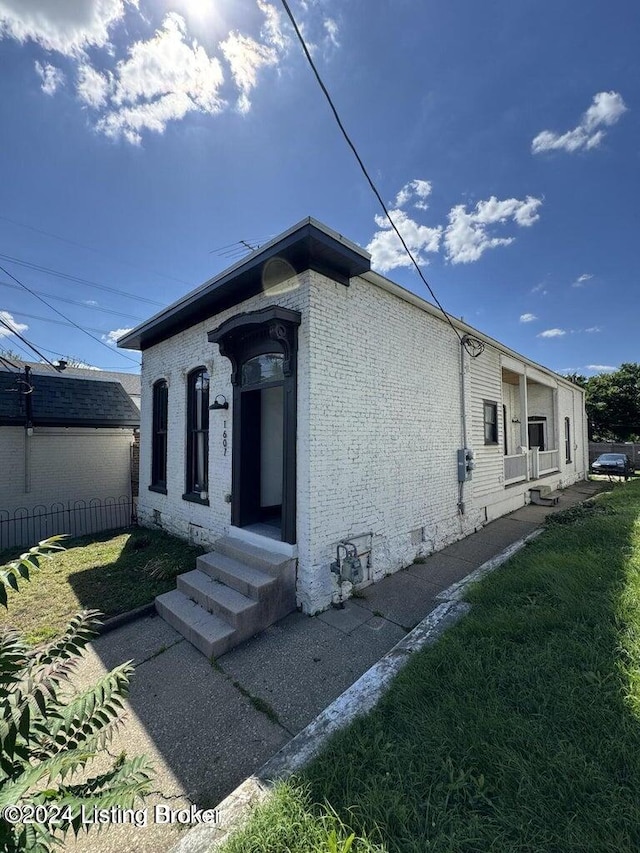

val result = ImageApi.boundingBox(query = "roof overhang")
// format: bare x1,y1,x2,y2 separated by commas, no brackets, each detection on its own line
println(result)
118,218,371,352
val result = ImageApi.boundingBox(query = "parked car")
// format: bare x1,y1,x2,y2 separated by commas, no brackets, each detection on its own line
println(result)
591,453,634,479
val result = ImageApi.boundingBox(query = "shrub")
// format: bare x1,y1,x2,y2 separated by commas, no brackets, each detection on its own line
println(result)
0,538,153,852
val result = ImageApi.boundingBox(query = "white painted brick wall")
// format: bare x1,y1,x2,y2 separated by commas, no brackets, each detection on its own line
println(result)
300,272,485,613
136,265,587,616
137,273,311,552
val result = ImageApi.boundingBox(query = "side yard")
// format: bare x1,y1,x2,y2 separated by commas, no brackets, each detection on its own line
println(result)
0,527,203,645
220,481,640,853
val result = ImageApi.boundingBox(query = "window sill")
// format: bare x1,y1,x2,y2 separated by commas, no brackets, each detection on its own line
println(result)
182,492,210,506
148,484,167,495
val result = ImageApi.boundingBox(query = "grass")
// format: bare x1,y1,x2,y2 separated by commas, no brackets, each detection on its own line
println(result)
0,526,204,645
218,480,640,853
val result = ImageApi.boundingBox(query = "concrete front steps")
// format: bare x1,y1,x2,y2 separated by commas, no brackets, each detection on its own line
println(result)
155,535,297,659
529,484,560,506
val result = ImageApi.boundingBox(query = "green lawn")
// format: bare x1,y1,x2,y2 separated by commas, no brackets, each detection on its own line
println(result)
0,527,204,645
220,481,640,853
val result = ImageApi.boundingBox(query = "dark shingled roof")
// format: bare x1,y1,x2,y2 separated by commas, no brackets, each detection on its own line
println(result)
0,371,140,428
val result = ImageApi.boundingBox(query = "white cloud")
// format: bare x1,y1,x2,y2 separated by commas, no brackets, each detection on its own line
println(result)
220,1,287,113
532,91,628,154
393,179,433,211
220,32,278,114
323,17,339,48
95,14,225,144
366,208,442,273
257,0,288,53
585,326,601,333
444,195,542,264
520,313,537,323
0,310,28,338
103,327,132,345
0,0,134,55
572,273,593,287
35,61,64,95
76,63,109,108
368,183,541,271
586,364,616,372
538,328,566,338
2,1,296,144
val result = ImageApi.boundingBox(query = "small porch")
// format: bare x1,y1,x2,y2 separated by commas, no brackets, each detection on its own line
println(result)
502,368,560,486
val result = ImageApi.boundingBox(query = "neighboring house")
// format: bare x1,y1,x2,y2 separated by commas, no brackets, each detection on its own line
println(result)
119,218,587,658
0,369,140,548
14,361,141,410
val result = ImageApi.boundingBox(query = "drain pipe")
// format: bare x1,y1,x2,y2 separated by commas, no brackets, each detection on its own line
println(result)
458,337,468,515
24,365,33,494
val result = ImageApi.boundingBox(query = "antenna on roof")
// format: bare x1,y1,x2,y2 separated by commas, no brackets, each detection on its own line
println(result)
209,236,273,260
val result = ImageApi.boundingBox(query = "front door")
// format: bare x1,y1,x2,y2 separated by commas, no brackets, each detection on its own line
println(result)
528,419,546,450
237,354,285,536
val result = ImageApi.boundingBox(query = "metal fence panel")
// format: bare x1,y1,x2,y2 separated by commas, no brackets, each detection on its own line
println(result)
0,497,135,551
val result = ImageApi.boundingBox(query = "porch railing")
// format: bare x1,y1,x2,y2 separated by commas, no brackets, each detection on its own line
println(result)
504,453,528,485
538,449,560,475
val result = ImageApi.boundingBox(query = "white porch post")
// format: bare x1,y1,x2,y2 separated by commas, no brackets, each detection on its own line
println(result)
519,373,529,480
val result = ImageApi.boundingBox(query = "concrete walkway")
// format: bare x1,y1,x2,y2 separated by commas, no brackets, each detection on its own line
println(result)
65,480,602,853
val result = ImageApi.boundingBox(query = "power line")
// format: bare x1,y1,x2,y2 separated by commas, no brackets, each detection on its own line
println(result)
6,310,116,337
0,251,165,307
0,262,140,364
0,354,20,371
0,212,191,286
0,280,145,322
279,0,482,356
0,315,61,371
27,342,140,371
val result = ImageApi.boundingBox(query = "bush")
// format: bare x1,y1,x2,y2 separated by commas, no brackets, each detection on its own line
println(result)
0,538,153,852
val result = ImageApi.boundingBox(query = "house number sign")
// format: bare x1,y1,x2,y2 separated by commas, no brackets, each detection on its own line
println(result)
223,421,227,456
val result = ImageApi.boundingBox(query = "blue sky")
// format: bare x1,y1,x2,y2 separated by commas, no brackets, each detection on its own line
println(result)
0,0,638,376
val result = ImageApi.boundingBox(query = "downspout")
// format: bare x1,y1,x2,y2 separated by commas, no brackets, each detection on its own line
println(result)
24,365,33,494
458,338,468,515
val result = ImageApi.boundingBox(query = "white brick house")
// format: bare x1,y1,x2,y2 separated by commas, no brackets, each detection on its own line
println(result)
119,218,587,656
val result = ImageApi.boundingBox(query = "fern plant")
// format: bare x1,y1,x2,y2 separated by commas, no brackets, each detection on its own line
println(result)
0,538,154,852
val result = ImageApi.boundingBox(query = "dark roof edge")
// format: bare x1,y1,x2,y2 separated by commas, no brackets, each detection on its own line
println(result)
118,218,370,352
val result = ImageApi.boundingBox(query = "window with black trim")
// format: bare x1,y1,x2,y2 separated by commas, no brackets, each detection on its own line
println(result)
185,367,209,499
565,416,571,463
483,400,498,445
151,379,168,492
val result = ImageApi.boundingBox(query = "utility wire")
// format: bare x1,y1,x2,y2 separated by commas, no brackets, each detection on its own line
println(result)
0,252,164,307
0,213,191,286
0,280,144,322
0,262,140,365
0,354,20,371
279,0,483,357
23,342,140,372
0,315,61,371
7,310,117,337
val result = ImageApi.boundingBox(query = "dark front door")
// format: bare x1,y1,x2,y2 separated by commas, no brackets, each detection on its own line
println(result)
208,306,301,545
528,420,546,450
237,371,284,534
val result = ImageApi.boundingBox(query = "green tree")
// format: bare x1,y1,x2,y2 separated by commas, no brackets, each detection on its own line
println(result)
584,363,640,441
0,539,153,852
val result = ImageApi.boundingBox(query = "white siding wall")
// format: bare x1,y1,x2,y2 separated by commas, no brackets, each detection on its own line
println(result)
137,273,311,554
469,346,505,500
